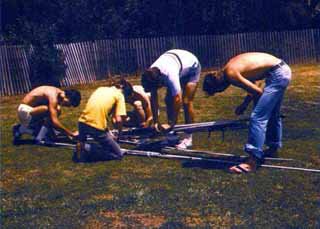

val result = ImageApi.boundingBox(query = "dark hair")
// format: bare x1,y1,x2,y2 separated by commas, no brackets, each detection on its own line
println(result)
141,68,162,92
64,89,81,107
112,78,134,99
203,71,229,96
202,73,219,96
120,79,134,98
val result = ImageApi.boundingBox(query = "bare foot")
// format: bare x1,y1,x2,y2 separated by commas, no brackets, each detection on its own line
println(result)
229,156,257,174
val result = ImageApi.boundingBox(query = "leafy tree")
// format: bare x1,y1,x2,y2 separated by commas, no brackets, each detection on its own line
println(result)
2,0,319,44
29,42,66,88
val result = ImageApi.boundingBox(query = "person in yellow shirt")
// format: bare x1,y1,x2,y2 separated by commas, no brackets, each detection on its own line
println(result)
74,86,127,162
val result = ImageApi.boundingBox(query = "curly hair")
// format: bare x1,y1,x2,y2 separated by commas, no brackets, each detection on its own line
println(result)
64,89,81,107
112,77,134,99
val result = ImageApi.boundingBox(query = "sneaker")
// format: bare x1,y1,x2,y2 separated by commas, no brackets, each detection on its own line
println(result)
12,124,21,145
175,137,192,150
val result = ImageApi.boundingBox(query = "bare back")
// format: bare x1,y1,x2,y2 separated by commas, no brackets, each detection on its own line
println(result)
224,52,281,81
22,86,63,107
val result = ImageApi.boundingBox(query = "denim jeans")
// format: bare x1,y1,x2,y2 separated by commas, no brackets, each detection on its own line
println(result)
244,62,292,159
78,122,123,161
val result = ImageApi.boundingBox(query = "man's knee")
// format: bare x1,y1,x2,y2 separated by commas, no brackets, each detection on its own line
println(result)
133,101,143,111
183,95,194,110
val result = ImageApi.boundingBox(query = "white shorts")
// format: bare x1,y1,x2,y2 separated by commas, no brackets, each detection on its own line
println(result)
17,104,34,127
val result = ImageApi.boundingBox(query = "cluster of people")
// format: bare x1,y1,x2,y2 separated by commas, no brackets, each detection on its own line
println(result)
13,50,292,173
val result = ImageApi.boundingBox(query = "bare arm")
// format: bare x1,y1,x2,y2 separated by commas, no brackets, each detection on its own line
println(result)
235,94,253,115
134,92,153,126
142,97,153,126
113,115,123,133
227,70,263,96
235,82,263,115
48,97,76,137
150,90,159,124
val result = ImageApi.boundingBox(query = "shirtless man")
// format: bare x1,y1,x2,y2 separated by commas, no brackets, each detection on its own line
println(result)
202,52,292,173
113,78,153,128
13,86,81,144
141,49,201,149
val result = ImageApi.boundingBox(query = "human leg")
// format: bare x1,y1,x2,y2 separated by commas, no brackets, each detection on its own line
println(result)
176,82,198,149
98,131,123,160
74,122,123,162
265,92,285,148
165,90,175,123
182,82,198,124
13,104,46,144
133,100,146,126
244,86,286,160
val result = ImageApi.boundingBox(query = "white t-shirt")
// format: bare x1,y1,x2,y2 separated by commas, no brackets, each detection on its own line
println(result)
133,85,150,97
150,49,201,96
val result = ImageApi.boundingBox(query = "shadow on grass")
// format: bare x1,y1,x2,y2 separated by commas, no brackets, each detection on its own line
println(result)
182,160,236,171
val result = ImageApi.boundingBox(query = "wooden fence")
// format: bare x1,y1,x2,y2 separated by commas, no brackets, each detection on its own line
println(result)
1,29,319,96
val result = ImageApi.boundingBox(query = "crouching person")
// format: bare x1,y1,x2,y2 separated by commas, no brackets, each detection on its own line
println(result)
13,86,81,145
74,86,127,162
113,78,153,128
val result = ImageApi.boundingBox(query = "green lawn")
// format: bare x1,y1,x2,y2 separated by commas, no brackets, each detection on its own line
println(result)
1,64,319,228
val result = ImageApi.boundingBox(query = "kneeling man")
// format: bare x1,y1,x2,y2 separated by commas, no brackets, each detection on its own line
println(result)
74,86,126,162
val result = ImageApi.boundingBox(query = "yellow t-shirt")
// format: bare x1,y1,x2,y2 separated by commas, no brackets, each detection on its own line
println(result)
78,87,126,130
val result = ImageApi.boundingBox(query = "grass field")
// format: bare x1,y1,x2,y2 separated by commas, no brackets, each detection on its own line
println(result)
1,64,319,228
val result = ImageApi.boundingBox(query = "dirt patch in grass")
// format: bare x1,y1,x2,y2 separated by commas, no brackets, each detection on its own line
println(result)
85,210,166,228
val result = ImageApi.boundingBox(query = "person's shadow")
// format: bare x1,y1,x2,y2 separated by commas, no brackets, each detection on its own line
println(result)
181,155,245,171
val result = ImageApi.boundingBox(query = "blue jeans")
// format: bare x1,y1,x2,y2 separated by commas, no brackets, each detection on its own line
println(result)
78,122,123,161
244,62,291,159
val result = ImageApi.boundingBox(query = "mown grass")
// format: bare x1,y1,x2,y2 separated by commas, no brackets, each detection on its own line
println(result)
1,64,319,228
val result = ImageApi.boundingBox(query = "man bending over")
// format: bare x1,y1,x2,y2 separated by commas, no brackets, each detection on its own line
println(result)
203,52,292,173
141,49,201,149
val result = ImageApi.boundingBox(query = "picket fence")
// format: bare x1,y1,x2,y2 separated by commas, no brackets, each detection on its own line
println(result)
1,29,319,96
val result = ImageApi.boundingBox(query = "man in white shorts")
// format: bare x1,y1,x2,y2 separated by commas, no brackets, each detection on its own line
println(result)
141,49,201,149
13,86,81,144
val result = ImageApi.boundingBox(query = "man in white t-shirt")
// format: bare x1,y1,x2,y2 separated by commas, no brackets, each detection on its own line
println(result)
141,49,201,149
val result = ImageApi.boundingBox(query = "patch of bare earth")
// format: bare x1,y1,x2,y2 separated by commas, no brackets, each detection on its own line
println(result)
93,193,114,201
185,211,243,227
84,210,166,228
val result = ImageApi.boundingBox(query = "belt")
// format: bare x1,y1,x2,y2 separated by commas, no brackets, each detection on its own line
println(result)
165,51,183,74
268,60,286,73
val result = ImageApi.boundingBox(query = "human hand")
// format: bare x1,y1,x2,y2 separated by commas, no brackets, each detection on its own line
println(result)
140,122,148,128
154,123,172,133
67,131,79,141
235,104,247,115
